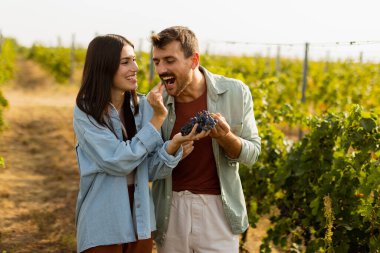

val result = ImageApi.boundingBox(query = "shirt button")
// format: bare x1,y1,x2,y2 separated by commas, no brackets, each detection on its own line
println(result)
136,204,141,208
166,195,170,199
165,216,168,220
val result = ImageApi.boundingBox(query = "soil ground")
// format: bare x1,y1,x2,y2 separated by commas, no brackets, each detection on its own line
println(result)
0,59,278,252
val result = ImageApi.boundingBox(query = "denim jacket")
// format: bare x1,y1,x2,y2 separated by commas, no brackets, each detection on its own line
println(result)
73,95,182,252
152,66,261,246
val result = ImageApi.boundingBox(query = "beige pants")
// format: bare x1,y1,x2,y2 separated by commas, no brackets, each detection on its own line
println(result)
157,191,239,253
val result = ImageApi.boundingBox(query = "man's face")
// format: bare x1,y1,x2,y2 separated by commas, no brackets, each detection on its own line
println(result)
152,41,194,97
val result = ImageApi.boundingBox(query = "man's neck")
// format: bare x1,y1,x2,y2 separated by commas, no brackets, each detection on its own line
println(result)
176,68,206,103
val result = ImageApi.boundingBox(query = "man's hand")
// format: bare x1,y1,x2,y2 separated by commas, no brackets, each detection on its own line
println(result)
209,113,230,139
210,112,242,159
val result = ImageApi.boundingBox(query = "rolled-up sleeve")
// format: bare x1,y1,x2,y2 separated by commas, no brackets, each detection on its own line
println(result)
236,85,261,165
148,142,183,180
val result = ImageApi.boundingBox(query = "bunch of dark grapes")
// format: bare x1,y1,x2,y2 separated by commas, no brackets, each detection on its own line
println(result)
180,110,218,136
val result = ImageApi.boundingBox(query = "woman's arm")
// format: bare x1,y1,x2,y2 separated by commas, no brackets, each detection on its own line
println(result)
147,126,210,180
74,106,163,177
138,93,210,180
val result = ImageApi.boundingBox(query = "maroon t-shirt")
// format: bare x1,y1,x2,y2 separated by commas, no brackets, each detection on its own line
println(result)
170,91,221,195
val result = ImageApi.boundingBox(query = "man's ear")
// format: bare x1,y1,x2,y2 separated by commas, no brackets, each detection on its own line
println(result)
191,53,200,69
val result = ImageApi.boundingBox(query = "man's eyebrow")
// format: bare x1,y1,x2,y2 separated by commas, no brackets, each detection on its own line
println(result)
152,56,175,62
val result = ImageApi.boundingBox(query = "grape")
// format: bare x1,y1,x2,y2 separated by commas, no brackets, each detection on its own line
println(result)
180,110,218,136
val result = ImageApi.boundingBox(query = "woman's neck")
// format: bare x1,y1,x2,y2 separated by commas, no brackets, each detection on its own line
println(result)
111,91,125,111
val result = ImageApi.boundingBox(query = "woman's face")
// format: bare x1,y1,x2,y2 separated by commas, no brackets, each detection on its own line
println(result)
112,44,139,93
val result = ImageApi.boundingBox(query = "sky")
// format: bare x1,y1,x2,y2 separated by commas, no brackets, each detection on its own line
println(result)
1,0,380,61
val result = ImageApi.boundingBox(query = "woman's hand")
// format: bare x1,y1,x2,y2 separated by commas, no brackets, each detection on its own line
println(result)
148,82,167,118
148,83,168,130
180,141,194,160
166,124,211,157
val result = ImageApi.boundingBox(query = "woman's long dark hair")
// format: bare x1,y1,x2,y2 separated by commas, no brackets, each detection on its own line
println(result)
76,34,138,139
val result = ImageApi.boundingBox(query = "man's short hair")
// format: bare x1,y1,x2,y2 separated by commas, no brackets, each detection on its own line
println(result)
151,26,199,58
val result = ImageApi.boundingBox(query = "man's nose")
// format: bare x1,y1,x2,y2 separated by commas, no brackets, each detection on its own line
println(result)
155,63,167,75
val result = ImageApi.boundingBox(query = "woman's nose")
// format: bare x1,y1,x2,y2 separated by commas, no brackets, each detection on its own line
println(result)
133,60,139,71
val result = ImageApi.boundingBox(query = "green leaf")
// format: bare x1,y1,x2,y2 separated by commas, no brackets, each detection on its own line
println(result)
360,118,376,132
310,197,320,216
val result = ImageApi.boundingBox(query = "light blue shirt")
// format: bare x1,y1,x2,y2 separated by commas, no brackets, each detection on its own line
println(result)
73,95,182,252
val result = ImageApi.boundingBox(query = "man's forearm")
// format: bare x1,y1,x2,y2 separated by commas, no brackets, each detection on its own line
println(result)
216,132,242,159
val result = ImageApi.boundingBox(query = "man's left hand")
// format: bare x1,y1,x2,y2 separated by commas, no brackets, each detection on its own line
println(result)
209,113,230,139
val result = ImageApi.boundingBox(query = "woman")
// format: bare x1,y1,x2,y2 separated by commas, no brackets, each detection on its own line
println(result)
73,34,204,253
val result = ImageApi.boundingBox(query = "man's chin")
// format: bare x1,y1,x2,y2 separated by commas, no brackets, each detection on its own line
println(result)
164,86,177,96
167,90,177,96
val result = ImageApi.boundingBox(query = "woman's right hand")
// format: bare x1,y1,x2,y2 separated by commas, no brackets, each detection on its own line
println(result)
147,82,167,118
147,83,167,130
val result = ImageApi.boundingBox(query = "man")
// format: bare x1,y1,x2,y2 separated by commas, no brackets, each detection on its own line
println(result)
151,26,261,253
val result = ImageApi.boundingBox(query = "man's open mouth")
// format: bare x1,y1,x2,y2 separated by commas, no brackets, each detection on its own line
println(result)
161,76,176,85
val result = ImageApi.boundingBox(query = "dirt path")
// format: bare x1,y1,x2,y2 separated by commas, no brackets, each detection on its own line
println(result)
0,59,275,253
0,60,78,253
